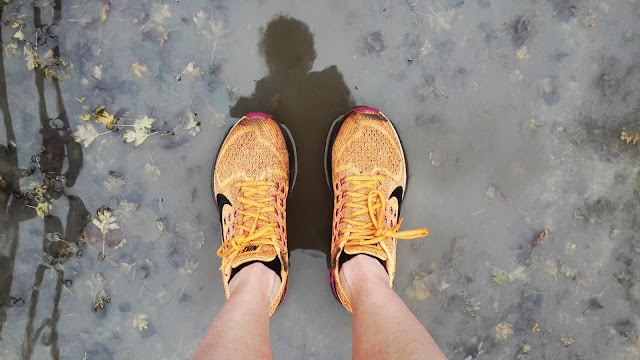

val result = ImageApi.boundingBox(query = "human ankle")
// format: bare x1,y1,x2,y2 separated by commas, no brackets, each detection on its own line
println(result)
339,254,390,300
229,262,281,305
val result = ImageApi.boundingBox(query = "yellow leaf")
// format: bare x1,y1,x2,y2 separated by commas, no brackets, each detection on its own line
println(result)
80,114,91,121
101,3,110,22
495,322,514,340
621,131,640,145
36,202,52,218
93,106,115,130
132,63,149,78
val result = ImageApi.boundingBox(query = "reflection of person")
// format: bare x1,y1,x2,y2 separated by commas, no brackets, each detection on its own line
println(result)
194,108,446,359
230,15,354,255
0,2,89,355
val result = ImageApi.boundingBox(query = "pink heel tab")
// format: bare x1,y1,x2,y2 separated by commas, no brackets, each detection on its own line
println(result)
352,106,380,114
244,112,273,119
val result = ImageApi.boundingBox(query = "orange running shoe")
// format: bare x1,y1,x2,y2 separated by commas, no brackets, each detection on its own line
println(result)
325,107,429,312
213,112,297,316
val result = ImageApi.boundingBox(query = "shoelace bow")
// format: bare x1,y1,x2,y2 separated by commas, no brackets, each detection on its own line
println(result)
337,175,428,252
217,180,281,270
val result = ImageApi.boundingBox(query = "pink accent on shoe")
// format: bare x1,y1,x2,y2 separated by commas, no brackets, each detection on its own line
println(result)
352,106,380,114
244,112,272,119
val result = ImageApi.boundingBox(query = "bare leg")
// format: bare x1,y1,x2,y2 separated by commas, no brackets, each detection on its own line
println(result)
341,255,447,360
192,263,281,360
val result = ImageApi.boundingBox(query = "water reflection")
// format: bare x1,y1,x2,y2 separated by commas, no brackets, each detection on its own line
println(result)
231,15,354,256
0,1,89,358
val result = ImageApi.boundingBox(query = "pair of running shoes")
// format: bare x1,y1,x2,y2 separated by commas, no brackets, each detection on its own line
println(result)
213,107,429,315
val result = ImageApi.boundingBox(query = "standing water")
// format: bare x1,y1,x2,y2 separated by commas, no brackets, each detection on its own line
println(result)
1,0,640,359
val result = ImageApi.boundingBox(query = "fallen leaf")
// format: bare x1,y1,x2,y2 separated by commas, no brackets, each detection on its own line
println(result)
180,259,199,276
560,336,573,347
13,29,24,41
144,163,161,180
92,209,120,235
5,43,19,57
420,40,435,57
406,278,431,300
495,322,514,340
175,62,203,81
621,130,640,145
491,266,513,285
114,200,138,219
213,112,226,127
113,238,127,250
93,106,115,130
532,323,541,334
104,172,125,194
132,62,149,78
93,65,102,80
151,4,171,23
73,124,100,147
36,202,52,218
532,229,550,247
123,116,156,147
427,8,455,33
157,218,165,235
185,111,200,136
132,314,149,331
100,3,109,22
24,45,40,70
517,46,529,59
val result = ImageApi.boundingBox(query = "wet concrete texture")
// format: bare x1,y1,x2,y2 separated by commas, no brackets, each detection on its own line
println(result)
0,0,640,359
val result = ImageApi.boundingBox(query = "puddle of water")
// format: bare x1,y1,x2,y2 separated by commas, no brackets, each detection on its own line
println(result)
1,0,640,359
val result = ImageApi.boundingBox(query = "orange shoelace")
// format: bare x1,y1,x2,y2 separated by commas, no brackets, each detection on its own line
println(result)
337,175,428,252
216,180,281,270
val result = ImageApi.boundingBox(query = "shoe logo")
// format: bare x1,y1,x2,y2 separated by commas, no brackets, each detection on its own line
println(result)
241,245,259,253
216,193,232,225
388,186,404,216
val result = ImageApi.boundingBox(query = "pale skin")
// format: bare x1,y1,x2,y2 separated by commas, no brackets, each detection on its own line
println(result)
192,255,446,360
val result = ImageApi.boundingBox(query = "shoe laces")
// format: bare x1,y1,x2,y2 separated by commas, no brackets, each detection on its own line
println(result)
216,180,281,270
337,175,428,252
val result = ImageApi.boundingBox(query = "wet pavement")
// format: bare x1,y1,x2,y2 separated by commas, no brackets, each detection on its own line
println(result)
1,0,640,359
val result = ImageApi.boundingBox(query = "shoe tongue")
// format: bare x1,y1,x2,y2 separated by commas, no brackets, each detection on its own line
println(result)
231,244,278,268
343,243,388,261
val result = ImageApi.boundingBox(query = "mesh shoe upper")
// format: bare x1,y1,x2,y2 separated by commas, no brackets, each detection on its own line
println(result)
329,107,428,312
213,114,290,316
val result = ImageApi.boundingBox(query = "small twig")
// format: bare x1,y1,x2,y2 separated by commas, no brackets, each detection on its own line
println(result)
471,208,485,216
